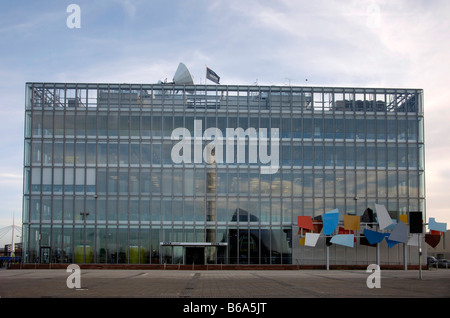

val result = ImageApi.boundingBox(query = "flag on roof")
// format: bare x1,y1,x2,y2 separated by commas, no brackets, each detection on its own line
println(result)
206,67,220,84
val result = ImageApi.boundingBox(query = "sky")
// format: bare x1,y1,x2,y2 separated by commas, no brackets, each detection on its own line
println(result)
0,0,449,230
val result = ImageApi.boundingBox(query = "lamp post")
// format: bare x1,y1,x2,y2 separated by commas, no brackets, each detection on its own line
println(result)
79,212,89,263
80,212,89,221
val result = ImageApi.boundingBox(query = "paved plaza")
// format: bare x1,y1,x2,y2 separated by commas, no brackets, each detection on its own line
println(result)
1,267,449,298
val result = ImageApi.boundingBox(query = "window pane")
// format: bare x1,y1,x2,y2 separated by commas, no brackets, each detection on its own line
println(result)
54,143,64,164
292,118,301,138
398,120,406,141
163,116,173,136
303,171,312,196
140,144,150,166
398,171,408,197
366,119,375,139
53,168,63,193
408,118,417,141
119,198,128,221
152,116,161,136
32,113,42,136
409,172,418,197
108,197,117,222
335,170,345,197
64,196,74,221
314,171,323,196
217,170,227,194
151,199,161,222
130,170,139,194
76,142,85,165
356,146,365,167
141,115,151,137
387,119,396,141
345,118,354,139
173,169,183,195
388,145,397,168
398,144,407,168
119,143,128,165
282,118,291,138
76,113,85,137
151,169,161,194
377,144,386,168
130,116,140,137
346,145,354,167
43,113,53,137
303,117,312,138
152,143,161,164
408,145,418,169
367,171,376,197
260,199,270,223
54,114,64,136
195,169,205,195
377,171,387,197
87,113,97,137
97,114,107,137
282,170,292,197
195,199,204,222
130,143,140,165
32,141,42,164
162,143,172,164
108,114,118,137
324,118,333,139
184,200,194,222
97,198,106,222
367,144,376,167
163,169,172,195
86,143,96,164
388,171,397,196
98,143,107,165
324,145,334,166
355,119,365,139
377,119,386,140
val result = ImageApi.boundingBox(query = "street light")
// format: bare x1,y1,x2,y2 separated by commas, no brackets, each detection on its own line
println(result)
80,212,90,221
79,212,90,263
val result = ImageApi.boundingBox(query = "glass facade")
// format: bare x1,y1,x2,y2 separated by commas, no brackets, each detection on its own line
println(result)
23,83,425,265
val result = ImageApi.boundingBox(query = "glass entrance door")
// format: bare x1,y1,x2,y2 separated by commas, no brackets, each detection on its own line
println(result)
185,247,204,265
40,246,51,264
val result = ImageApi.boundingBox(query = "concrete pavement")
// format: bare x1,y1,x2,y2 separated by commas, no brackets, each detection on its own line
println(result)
1,267,449,298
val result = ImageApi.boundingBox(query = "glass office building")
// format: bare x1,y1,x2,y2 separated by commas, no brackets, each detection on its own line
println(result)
22,83,425,266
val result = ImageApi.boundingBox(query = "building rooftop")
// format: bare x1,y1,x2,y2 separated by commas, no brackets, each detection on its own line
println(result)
26,82,423,114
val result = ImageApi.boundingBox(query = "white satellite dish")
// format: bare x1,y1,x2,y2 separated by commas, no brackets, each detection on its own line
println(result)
173,62,194,85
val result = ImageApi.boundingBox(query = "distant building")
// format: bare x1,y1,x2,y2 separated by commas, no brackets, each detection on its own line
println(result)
22,80,425,266
3,243,22,257
427,233,449,260
0,225,22,258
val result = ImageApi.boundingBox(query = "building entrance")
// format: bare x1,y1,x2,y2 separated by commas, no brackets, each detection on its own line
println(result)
40,246,51,264
185,247,204,265
160,242,228,265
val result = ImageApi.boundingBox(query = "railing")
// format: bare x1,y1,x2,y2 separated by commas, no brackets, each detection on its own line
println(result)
28,83,422,114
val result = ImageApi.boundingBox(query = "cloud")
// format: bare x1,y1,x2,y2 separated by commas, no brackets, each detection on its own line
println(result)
0,0,449,227
0,173,22,181
198,1,397,85
114,0,138,18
